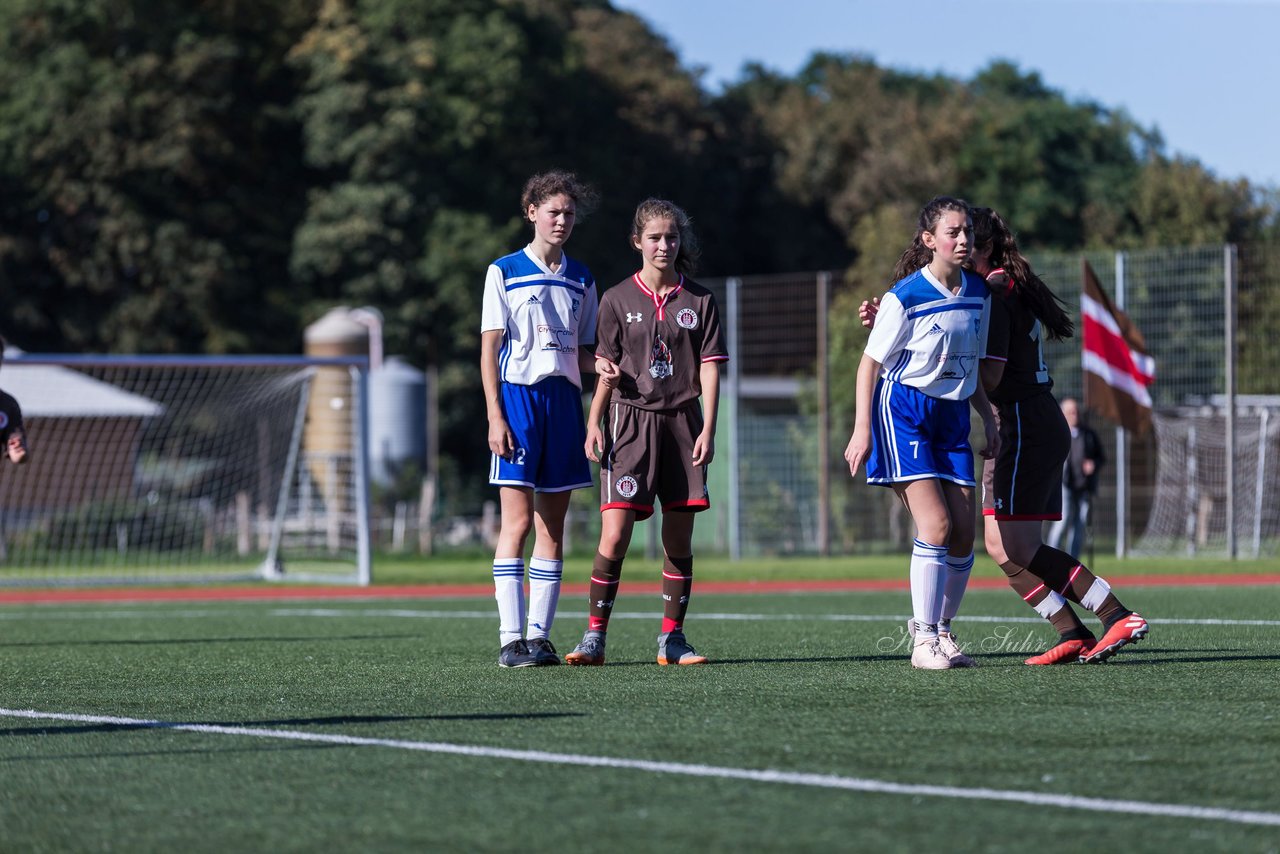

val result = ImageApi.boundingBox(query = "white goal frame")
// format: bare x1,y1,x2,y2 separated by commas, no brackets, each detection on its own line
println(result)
0,353,371,586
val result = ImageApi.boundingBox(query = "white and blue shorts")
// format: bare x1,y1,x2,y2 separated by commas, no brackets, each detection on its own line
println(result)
489,376,592,493
866,379,975,487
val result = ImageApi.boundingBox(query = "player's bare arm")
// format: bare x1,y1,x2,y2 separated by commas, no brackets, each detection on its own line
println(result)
584,370,614,463
480,329,514,459
579,348,620,388
979,357,1005,394
844,354,881,476
594,354,620,389
692,361,721,466
970,380,1000,460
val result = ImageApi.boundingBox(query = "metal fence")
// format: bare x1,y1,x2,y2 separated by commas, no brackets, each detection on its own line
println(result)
700,241,1280,559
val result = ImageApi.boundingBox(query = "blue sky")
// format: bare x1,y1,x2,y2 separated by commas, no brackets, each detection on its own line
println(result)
612,0,1278,188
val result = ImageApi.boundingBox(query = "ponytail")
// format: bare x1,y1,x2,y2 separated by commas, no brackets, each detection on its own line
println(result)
971,207,1073,341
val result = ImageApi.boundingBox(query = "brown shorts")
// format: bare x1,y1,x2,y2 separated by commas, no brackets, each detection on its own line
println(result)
600,401,710,520
982,393,1070,521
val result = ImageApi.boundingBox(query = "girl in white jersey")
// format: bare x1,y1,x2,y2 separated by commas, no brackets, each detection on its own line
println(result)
844,196,998,670
480,171,618,668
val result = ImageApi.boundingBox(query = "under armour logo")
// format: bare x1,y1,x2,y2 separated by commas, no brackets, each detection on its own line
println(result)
626,311,643,323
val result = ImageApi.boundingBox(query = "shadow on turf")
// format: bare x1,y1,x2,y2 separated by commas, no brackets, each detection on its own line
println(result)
598,654,894,666
0,634,422,648
598,648,1264,667
0,710,585,739
0,743,344,763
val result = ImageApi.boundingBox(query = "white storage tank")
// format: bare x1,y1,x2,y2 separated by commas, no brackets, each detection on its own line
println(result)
369,356,426,487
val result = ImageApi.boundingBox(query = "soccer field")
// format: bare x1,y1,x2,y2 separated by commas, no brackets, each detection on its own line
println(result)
3,584,1278,852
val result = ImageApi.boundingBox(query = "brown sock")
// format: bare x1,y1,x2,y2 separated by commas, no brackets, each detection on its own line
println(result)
587,552,624,632
999,559,1091,639
1027,546,1129,627
661,555,694,633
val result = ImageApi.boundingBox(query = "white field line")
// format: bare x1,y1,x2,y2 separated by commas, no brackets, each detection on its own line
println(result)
1,607,1278,628
1,707,1277,828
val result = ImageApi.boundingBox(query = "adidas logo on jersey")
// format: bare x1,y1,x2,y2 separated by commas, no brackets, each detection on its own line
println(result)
927,323,945,335
527,295,541,304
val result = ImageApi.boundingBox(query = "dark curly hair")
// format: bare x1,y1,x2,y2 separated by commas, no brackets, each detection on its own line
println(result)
520,170,599,218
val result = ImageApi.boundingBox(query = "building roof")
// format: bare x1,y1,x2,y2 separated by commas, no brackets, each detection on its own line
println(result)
2,349,164,417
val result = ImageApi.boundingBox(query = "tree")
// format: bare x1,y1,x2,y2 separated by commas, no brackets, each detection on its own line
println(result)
0,0,311,353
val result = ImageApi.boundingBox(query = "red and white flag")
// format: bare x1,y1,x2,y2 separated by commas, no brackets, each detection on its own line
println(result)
1081,260,1155,434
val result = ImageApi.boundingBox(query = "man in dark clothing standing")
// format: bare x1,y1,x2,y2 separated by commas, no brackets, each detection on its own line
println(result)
1046,397,1105,558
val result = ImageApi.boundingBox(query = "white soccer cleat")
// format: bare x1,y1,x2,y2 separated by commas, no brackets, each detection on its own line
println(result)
910,638,954,670
937,632,977,667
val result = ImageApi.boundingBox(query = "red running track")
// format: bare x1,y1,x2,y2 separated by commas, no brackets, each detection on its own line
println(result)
1,574,1278,605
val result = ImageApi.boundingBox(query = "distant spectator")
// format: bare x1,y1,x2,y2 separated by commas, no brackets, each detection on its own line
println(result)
1046,397,1105,559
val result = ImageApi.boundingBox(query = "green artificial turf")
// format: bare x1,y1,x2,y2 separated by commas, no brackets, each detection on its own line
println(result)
2,585,1278,851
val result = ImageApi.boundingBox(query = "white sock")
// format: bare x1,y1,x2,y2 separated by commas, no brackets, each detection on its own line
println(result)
910,539,948,635
526,556,563,640
493,558,525,646
940,552,974,627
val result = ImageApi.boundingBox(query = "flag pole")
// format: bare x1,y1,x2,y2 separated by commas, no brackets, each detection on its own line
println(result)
1080,257,1097,568
1114,250,1128,558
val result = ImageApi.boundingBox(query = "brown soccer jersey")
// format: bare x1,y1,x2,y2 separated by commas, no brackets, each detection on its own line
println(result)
595,274,728,411
983,270,1054,405
980,271,1070,520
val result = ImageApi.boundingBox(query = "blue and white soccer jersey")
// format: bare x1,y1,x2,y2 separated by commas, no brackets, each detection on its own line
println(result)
481,246,599,388
863,267,990,486
482,245,599,492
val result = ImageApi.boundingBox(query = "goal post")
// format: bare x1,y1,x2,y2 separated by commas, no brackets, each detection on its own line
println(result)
0,352,371,586
1135,401,1280,558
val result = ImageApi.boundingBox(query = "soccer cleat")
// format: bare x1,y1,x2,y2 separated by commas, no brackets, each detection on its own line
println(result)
910,638,953,670
564,632,606,666
497,639,538,668
1024,637,1094,666
1080,612,1149,664
656,631,708,666
937,632,977,667
525,637,560,666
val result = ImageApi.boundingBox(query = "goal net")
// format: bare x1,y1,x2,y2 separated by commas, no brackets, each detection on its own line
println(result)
0,353,371,586
1135,402,1280,558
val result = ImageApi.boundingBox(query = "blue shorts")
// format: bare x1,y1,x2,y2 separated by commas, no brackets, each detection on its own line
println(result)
866,379,975,487
489,377,592,493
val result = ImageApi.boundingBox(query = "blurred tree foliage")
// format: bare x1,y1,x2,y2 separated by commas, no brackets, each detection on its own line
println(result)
0,0,1276,509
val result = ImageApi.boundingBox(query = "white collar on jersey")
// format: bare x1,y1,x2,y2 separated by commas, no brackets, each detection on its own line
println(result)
523,244,566,276
920,265,965,297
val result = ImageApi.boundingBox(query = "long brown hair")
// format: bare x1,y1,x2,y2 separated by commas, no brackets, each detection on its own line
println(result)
971,207,1073,341
631,198,701,276
890,196,971,283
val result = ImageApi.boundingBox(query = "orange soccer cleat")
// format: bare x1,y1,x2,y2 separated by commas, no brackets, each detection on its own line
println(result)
1024,637,1094,666
1080,612,1149,664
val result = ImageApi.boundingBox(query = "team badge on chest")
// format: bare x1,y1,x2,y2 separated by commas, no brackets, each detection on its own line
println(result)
675,308,699,329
